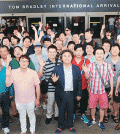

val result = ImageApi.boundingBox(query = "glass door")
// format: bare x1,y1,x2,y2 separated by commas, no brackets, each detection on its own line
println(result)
66,16,85,34
90,17,104,38
28,17,41,36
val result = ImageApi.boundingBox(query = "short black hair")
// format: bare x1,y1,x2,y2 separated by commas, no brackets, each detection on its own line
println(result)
95,47,105,54
23,31,29,35
11,35,20,43
111,43,120,50
0,45,9,52
102,40,112,50
43,38,51,43
60,50,74,61
14,46,23,51
72,32,79,36
19,55,30,63
86,42,94,48
67,41,75,48
74,44,84,51
85,28,94,35
23,36,31,43
2,37,10,44
0,32,4,35
47,44,57,52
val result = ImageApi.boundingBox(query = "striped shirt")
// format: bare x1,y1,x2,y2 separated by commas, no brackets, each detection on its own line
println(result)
88,61,115,94
43,58,61,92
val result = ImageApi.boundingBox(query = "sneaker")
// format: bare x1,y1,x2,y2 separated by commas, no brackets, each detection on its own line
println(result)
98,122,105,130
81,115,89,123
2,127,10,134
42,105,47,110
69,127,76,133
73,115,76,122
87,119,96,127
45,118,52,124
55,128,62,133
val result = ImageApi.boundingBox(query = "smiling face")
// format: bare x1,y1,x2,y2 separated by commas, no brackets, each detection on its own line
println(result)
86,45,94,55
34,46,42,54
19,57,29,69
62,52,72,64
75,47,84,58
111,46,119,56
23,38,31,48
11,37,18,46
3,38,10,47
48,48,57,60
95,49,104,61
0,47,9,59
14,47,23,58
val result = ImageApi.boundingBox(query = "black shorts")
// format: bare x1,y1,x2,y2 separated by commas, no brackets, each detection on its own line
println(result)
113,87,120,103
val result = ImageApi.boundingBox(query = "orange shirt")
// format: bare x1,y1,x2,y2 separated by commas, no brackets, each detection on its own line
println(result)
10,68,40,104
72,56,90,90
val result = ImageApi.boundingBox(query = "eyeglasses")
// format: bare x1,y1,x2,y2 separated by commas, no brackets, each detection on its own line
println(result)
65,30,69,31
20,60,29,63
113,64,116,71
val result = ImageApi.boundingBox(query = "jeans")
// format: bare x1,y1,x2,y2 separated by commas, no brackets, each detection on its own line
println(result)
16,101,35,133
109,25,114,31
0,92,10,128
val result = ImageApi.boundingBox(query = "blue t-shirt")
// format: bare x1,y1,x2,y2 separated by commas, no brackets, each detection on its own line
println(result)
0,66,14,96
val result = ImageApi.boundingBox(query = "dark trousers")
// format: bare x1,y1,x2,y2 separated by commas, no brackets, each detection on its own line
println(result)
74,88,88,115
0,92,10,128
57,92,74,129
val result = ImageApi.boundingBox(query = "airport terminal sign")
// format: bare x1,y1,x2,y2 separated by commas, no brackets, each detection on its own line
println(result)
0,0,120,13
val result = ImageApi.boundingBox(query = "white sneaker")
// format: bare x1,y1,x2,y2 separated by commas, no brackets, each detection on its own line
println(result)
42,105,47,109
2,127,10,134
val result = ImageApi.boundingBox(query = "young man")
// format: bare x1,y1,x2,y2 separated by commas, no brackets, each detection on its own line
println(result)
84,43,96,63
84,47,114,130
72,33,81,45
41,38,51,60
81,28,99,56
105,43,120,123
30,41,47,109
72,44,90,123
51,50,82,133
0,56,13,134
22,36,35,56
67,41,75,53
102,40,111,60
6,55,40,134
100,24,115,46
39,45,61,124
115,71,120,130
55,39,63,59
2,37,14,58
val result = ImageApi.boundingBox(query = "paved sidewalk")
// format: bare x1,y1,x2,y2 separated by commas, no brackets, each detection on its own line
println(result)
0,107,120,134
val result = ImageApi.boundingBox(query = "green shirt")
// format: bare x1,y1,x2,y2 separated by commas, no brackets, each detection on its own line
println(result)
9,58,35,70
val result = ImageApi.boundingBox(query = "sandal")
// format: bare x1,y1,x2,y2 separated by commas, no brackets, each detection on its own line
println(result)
111,115,119,123
103,115,109,123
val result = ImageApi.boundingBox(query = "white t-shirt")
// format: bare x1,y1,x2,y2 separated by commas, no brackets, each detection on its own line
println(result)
117,35,120,43
108,17,115,25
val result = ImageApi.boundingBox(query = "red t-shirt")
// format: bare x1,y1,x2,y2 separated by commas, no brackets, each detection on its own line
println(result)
72,55,90,90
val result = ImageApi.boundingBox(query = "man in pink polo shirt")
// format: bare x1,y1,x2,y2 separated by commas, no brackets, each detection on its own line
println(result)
6,55,40,134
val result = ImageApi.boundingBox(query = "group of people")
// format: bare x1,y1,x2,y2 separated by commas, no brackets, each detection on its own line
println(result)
0,19,120,134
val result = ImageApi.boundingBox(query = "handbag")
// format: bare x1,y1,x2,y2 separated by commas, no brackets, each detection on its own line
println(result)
95,63,110,94
40,58,58,93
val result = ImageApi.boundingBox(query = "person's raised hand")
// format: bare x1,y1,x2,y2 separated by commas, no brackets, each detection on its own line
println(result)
51,73,59,83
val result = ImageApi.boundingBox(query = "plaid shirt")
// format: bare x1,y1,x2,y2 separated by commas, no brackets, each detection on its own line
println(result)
88,61,115,94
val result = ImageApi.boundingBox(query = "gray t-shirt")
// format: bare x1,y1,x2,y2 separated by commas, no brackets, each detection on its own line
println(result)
105,57,120,87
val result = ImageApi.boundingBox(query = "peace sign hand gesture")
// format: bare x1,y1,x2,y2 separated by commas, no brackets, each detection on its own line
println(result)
51,73,59,83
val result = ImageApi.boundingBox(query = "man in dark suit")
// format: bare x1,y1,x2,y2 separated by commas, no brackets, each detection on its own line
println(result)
51,50,82,133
